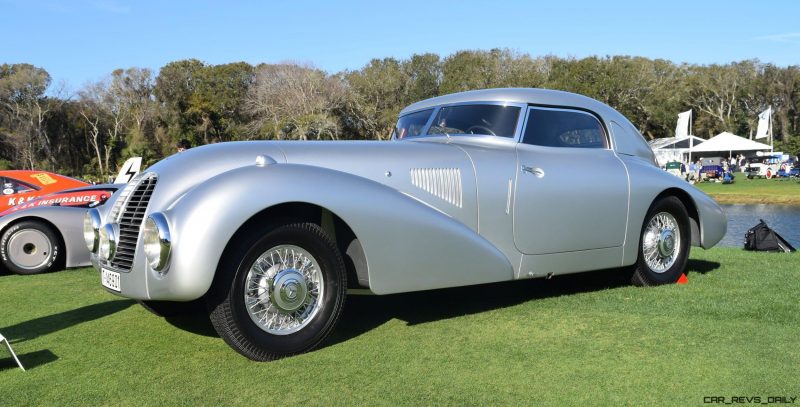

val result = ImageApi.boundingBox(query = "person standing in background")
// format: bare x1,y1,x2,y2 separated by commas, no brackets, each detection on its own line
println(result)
176,139,191,153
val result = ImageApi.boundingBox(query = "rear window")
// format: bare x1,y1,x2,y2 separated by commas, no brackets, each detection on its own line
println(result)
522,107,607,148
394,109,433,139
427,104,520,138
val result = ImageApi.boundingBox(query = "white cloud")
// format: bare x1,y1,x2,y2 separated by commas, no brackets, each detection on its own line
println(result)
756,32,800,44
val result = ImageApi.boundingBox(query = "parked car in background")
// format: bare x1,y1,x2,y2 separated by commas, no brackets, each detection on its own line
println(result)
699,157,724,180
87,88,726,361
0,171,88,212
744,156,781,179
0,158,141,275
664,161,683,178
0,185,116,275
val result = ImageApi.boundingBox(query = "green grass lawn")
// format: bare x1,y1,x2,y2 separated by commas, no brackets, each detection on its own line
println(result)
1,248,798,406
694,176,800,205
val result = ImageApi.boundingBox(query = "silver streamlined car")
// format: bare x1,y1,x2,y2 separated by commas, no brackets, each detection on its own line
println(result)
87,88,727,360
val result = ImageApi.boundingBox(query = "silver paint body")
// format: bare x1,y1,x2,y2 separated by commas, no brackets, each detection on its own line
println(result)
91,88,727,301
0,185,119,269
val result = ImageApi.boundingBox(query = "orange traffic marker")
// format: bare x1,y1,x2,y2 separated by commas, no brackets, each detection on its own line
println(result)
677,273,689,285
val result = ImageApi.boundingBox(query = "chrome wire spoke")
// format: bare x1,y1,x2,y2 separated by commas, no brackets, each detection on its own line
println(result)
642,212,681,273
243,244,325,335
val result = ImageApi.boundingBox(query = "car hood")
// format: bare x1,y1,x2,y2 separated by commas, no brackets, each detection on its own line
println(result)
116,140,476,223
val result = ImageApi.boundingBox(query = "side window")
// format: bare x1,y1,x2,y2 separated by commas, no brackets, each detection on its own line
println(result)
1,177,37,195
427,104,520,138
522,107,608,148
393,109,433,139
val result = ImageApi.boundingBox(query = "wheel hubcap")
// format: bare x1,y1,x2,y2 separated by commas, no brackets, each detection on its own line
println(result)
244,245,324,335
270,269,308,312
7,229,52,269
657,229,676,257
642,212,681,273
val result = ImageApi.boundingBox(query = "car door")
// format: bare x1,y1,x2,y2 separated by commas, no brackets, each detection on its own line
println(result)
513,106,629,255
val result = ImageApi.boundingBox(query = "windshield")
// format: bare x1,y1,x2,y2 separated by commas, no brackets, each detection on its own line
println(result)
427,104,520,138
393,109,433,139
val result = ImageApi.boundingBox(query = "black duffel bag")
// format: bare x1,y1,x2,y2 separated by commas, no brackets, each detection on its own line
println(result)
744,220,796,252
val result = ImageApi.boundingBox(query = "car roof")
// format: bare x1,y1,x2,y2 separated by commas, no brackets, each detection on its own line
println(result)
399,88,613,117
0,170,84,184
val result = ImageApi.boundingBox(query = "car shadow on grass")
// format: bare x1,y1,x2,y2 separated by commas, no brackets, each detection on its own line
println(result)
0,349,58,372
163,313,218,338
1,300,135,344
326,267,635,348
686,259,721,274
155,261,724,348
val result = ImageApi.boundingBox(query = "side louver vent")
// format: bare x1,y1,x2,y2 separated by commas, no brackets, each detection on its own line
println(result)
410,168,463,208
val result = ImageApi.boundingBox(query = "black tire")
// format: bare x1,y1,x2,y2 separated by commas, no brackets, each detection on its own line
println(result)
138,299,206,317
0,220,64,275
206,222,347,361
631,196,691,286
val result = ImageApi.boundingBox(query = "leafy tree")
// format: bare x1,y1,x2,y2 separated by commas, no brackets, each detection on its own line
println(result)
154,59,205,147
188,61,254,143
2,52,800,178
0,63,53,169
246,63,344,140
403,53,442,102
345,58,408,139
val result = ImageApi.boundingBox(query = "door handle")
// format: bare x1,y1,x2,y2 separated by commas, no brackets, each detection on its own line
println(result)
521,165,545,178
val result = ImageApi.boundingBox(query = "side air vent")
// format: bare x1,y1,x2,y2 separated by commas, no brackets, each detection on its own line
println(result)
410,168,463,208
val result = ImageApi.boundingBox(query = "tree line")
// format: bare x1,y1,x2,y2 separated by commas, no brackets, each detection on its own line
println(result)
2,49,799,180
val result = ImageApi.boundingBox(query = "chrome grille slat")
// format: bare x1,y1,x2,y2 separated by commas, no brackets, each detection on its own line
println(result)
110,174,157,271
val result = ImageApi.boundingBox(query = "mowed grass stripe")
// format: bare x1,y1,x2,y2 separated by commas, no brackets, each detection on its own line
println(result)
1,247,798,406
693,176,800,205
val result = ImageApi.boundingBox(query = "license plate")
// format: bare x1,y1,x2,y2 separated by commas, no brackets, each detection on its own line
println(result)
101,268,121,292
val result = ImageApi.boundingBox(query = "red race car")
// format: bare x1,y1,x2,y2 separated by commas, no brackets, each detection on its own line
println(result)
0,170,89,212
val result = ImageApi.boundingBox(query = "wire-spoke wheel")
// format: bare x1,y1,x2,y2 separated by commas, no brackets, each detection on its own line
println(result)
641,212,680,273
632,197,690,286
207,222,346,361
244,245,324,335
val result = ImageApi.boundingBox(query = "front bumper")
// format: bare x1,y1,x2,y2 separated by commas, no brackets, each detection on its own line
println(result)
93,255,152,300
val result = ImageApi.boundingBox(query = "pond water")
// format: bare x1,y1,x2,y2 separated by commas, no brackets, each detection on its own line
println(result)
718,204,800,248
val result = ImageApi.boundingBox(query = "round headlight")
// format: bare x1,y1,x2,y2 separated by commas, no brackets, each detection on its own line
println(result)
98,224,116,260
83,209,101,253
143,213,171,272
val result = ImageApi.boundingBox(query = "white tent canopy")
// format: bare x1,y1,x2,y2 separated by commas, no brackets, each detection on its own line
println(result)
648,135,705,150
648,135,705,165
690,132,771,153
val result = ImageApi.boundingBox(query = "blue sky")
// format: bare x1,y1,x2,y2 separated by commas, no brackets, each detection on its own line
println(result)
2,0,799,91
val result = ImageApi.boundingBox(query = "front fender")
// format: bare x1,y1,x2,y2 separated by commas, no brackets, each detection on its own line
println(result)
148,163,513,300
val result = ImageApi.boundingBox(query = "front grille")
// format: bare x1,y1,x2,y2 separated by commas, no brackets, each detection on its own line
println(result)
110,174,157,271
108,173,142,221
